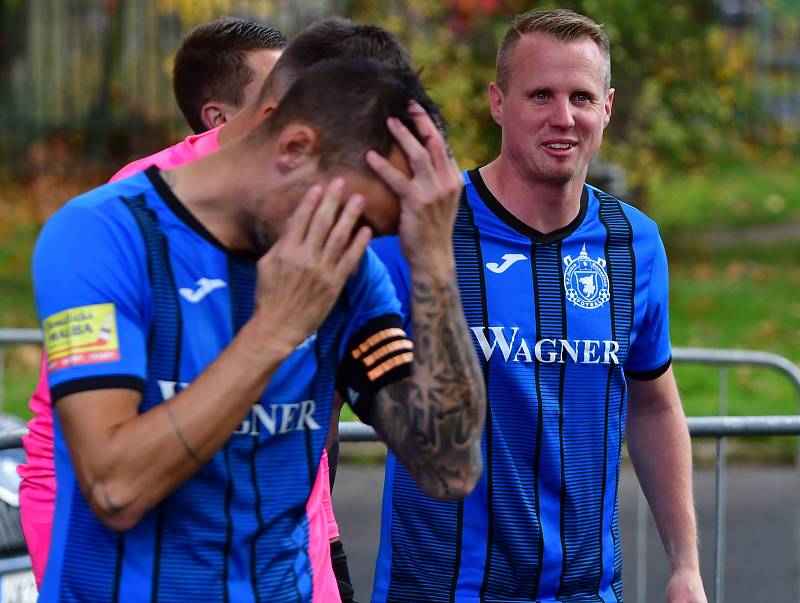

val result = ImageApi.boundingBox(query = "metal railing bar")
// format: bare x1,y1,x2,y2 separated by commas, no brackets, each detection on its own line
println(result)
0,329,42,345
0,429,27,451
672,348,800,394
342,417,800,442
0,555,33,575
687,416,800,436
0,418,798,451
715,436,726,603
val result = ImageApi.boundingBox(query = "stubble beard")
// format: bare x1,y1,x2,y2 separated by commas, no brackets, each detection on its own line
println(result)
532,158,578,185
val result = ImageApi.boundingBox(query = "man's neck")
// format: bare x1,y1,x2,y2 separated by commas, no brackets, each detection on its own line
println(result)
480,156,585,234
217,104,261,147
166,147,260,252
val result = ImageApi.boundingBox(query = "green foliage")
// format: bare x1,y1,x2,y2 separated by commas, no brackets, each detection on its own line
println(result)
649,156,800,234
343,0,779,204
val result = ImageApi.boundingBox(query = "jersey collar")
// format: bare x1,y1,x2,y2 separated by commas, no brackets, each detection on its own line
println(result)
145,166,259,262
467,167,588,244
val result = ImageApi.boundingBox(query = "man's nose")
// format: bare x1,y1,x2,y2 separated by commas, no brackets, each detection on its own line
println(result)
548,97,575,129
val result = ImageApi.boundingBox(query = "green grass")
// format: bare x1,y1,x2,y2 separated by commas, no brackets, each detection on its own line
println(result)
0,199,41,419
647,156,800,233
669,240,800,417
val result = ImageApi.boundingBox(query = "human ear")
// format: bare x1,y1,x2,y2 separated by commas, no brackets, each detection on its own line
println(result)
275,124,320,174
200,101,236,130
488,82,504,126
603,88,615,129
261,101,277,119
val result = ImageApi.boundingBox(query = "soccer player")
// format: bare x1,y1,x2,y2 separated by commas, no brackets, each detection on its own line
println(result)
109,21,421,600
33,58,485,602
370,9,707,603
172,17,288,133
19,16,288,589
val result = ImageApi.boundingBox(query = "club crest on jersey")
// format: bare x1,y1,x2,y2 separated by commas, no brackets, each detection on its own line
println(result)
563,244,610,310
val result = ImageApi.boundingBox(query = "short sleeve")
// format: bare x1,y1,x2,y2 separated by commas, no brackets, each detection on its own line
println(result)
337,247,412,424
33,200,151,401
625,233,672,380
369,236,412,332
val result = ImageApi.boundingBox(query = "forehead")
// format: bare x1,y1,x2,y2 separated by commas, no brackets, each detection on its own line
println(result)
245,48,283,79
507,32,607,91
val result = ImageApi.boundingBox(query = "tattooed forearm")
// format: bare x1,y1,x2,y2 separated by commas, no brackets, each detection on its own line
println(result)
373,275,486,499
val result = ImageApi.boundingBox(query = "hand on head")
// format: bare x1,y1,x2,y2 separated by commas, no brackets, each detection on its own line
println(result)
366,101,462,277
253,178,371,352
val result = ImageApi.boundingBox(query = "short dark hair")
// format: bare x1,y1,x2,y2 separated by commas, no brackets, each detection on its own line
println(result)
259,18,414,105
255,58,443,173
496,9,611,91
173,17,289,133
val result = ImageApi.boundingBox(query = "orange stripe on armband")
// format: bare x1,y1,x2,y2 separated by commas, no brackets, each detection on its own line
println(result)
362,339,414,368
367,352,414,382
351,328,407,360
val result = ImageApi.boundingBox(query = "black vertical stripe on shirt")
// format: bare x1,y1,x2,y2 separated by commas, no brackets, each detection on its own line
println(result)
597,191,636,600
112,534,125,603
222,446,234,603
227,257,262,603
528,241,549,600
151,225,183,603
552,241,570,602
451,193,491,603
121,194,183,603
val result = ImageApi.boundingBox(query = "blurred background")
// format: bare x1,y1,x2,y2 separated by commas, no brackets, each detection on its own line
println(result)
0,0,799,600
2,0,799,426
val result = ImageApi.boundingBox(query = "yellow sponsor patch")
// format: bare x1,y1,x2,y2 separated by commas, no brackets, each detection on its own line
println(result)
43,303,120,372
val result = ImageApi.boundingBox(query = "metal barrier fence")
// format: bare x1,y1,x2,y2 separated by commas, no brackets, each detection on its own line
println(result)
2,329,800,602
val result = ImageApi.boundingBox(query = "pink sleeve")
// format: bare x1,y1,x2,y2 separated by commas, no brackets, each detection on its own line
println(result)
306,449,342,602
319,450,340,541
18,353,56,588
109,158,154,183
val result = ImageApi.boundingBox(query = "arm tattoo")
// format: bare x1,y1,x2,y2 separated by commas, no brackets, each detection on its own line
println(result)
373,276,486,499
165,402,204,467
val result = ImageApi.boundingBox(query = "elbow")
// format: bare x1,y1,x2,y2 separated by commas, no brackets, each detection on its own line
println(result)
85,479,146,532
96,509,142,533
418,445,484,501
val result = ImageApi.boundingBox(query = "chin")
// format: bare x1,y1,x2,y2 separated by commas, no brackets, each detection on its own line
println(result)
536,168,576,185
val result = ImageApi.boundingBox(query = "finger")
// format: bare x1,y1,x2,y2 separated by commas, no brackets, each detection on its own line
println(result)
407,101,453,171
321,193,365,264
304,177,346,250
282,184,324,245
366,149,413,198
387,117,436,177
332,225,372,283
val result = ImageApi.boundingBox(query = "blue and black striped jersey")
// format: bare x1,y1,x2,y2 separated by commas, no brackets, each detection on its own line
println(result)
370,168,671,603
33,167,408,602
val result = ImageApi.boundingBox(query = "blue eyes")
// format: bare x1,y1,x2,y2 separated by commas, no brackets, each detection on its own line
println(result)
528,92,592,103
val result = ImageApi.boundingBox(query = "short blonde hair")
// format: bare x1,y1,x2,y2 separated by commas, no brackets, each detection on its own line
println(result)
496,8,611,91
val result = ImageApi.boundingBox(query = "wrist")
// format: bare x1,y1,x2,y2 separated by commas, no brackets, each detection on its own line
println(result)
406,248,456,286
241,313,302,363
669,550,700,574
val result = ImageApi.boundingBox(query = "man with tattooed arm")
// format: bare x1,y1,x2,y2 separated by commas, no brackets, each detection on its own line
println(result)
32,59,485,602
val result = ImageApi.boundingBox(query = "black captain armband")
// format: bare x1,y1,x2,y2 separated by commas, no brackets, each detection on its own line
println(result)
337,315,413,425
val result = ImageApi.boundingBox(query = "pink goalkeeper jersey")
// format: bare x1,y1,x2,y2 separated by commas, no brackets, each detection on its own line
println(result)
19,125,341,599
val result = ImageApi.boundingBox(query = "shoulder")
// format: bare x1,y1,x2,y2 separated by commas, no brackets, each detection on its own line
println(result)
588,184,663,244
35,177,155,268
